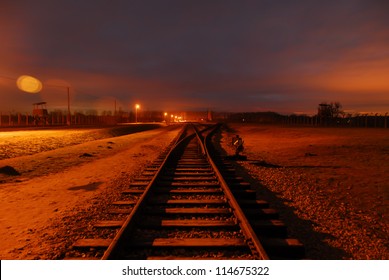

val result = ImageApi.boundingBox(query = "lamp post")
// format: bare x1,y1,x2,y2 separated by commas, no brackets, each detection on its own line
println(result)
135,104,140,123
66,86,71,125
39,81,71,126
46,84,71,126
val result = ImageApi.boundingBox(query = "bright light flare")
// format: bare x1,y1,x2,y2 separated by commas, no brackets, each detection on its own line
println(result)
16,75,42,93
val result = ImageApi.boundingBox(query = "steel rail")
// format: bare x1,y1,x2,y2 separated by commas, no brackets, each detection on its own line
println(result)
101,124,191,259
194,123,269,259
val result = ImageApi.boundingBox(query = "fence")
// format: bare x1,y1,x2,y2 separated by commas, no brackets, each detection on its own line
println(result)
2,111,388,128
280,114,388,128
0,112,121,127
222,112,389,128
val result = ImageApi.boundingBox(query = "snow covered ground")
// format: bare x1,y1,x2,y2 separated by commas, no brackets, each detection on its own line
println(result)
0,124,182,259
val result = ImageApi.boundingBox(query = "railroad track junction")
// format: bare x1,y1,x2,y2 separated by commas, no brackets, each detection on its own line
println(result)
69,123,305,260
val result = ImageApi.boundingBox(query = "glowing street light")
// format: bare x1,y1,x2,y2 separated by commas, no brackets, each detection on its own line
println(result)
16,75,43,93
135,104,140,123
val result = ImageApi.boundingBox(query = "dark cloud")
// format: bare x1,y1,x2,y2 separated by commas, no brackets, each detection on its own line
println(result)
1,0,388,114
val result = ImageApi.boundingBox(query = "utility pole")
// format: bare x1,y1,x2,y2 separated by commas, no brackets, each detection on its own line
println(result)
67,86,71,125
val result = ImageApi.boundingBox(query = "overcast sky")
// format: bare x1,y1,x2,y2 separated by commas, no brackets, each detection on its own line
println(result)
1,0,388,114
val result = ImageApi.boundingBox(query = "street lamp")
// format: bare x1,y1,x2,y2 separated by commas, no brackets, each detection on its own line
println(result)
45,84,71,126
135,104,140,123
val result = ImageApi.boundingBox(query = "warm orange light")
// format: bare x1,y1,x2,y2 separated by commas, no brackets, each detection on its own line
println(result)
16,75,42,93
164,112,167,116
135,104,140,109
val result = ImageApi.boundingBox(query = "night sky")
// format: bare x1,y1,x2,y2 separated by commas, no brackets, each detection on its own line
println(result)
1,0,388,114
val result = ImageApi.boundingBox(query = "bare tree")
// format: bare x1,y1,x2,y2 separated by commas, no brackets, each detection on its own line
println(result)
330,102,344,118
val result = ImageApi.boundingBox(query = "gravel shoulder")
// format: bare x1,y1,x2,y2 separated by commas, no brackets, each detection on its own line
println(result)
219,123,388,260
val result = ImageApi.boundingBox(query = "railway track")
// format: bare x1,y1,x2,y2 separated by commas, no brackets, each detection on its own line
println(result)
70,123,304,260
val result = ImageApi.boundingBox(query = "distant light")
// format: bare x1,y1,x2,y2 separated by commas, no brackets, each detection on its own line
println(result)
164,112,167,116
135,104,140,109
16,75,42,93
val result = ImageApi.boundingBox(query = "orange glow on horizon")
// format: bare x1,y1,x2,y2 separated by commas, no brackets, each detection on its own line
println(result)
301,48,389,93
311,66,389,93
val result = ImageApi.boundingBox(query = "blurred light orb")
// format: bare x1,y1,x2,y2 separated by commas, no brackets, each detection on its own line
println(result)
16,75,43,93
